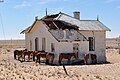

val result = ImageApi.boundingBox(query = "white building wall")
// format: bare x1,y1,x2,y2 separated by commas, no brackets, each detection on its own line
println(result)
55,42,73,64
54,41,89,64
78,41,89,59
25,21,89,64
25,33,30,50
25,21,59,60
80,31,106,63
25,21,58,51
56,42,73,53
95,31,106,63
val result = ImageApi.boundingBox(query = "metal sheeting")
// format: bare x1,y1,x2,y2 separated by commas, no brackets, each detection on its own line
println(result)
54,13,111,31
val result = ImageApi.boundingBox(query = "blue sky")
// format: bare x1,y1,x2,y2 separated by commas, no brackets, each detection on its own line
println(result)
0,0,120,40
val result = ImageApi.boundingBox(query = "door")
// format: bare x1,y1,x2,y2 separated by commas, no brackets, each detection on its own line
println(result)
35,37,39,51
42,38,46,51
73,43,79,58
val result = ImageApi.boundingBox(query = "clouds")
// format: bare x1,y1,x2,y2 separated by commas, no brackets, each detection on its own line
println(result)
13,0,68,8
39,0,68,4
14,1,31,9
105,0,118,3
39,0,56,4
104,0,120,9
50,7,65,13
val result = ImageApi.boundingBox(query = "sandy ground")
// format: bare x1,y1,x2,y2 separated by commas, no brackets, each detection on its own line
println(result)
0,48,120,80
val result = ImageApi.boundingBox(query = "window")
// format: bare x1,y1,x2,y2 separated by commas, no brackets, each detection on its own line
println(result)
30,40,32,50
51,43,55,52
89,37,95,51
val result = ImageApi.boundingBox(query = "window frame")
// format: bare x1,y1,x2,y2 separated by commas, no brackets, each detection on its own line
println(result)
89,37,95,51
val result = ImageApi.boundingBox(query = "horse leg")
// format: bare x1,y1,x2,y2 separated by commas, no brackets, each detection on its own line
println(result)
33,55,35,61
14,53,16,59
51,56,54,64
28,55,30,61
46,59,49,64
84,58,87,65
36,55,38,63
18,54,20,61
20,54,22,62
46,55,49,64
18,55,20,61
58,58,62,65
23,55,25,61
18,54,22,61
67,58,71,64
95,59,97,64
51,58,54,64
39,57,40,64
38,55,41,64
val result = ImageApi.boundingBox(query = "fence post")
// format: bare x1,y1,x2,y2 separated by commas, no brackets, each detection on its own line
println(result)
62,62,69,76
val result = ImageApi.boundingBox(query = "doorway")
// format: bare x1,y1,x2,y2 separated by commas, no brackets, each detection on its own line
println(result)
73,43,79,58
35,37,39,51
30,40,32,50
42,38,46,51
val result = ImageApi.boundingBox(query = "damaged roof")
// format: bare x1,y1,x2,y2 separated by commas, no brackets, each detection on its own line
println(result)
21,12,110,34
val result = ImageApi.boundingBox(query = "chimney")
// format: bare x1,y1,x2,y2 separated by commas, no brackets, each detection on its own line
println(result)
35,16,38,20
73,11,80,20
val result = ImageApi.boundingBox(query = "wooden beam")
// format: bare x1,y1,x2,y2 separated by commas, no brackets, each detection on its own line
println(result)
52,21,59,29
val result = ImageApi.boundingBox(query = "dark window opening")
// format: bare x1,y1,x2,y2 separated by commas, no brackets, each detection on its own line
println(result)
51,43,55,52
35,37,39,51
89,37,95,51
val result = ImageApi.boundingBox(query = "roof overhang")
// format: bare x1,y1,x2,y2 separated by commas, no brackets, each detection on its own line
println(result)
20,19,41,34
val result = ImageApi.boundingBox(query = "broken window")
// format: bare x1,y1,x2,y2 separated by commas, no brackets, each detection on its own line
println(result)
89,37,95,51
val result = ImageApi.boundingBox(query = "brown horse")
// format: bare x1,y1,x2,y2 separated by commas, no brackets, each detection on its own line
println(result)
84,53,97,64
46,53,55,64
14,50,19,59
32,51,38,62
22,51,34,61
14,50,22,60
36,51,48,64
14,49,27,61
58,53,77,65
32,51,43,62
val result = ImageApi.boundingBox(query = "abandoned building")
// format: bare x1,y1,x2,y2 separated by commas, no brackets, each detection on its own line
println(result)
21,12,111,64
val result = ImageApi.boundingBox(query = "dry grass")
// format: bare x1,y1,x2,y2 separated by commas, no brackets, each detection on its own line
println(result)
0,38,119,80
0,47,120,80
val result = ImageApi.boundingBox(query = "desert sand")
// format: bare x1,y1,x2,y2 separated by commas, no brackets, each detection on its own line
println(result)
0,48,120,80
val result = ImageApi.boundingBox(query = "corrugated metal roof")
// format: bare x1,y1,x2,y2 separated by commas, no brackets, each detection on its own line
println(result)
54,13,111,31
